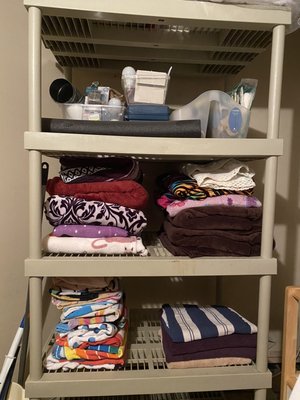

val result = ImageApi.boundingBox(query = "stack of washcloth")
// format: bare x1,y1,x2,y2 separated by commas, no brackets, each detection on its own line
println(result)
160,303,257,369
157,158,263,257
43,156,148,256
45,277,128,371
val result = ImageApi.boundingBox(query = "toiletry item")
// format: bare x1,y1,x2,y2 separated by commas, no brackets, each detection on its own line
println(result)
49,79,82,103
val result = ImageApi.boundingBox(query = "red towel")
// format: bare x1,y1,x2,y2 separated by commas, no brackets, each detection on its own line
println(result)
46,177,148,210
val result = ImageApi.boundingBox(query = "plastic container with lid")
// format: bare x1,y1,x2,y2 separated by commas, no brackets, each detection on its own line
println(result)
170,90,251,138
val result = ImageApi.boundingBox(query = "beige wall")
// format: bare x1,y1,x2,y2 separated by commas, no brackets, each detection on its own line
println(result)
0,1,29,374
0,1,300,377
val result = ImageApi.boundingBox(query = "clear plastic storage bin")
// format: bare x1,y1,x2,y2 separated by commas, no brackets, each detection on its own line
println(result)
170,90,250,139
62,104,125,121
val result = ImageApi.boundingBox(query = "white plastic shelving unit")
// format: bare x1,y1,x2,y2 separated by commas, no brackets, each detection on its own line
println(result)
23,1,291,400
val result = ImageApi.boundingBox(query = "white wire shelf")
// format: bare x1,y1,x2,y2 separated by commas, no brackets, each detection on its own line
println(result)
25,235,277,277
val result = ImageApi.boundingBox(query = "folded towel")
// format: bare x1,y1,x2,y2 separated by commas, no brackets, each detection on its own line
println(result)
47,177,148,210
162,195,262,217
157,173,254,201
45,353,124,371
51,276,117,291
59,155,141,184
56,303,124,332
168,205,262,231
166,357,252,369
163,344,256,362
161,304,257,342
51,290,123,309
181,159,255,191
44,195,147,235
159,231,261,257
161,325,257,356
43,235,148,256
162,220,261,256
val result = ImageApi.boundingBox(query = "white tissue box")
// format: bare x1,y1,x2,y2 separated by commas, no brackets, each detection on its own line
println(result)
122,70,169,105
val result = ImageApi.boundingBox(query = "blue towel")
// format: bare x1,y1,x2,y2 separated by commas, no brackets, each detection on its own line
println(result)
161,304,257,343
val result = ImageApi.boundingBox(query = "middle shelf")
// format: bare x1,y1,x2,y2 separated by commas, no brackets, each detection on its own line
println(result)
25,236,277,277
24,132,283,159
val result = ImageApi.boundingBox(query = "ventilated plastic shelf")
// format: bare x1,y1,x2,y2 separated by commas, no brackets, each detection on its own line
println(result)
25,309,271,399
24,132,283,160
24,0,291,75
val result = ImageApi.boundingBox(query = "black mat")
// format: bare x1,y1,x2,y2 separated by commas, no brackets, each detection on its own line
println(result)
42,118,202,138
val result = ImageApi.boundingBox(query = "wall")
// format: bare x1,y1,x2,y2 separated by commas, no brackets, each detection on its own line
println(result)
221,28,300,361
0,1,62,379
0,1,300,379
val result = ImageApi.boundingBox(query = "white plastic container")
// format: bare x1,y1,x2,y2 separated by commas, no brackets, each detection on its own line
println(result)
170,90,250,139
62,104,125,121
122,70,170,105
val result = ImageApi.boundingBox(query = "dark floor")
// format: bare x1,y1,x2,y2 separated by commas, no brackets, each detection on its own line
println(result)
224,389,278,400
224,364,281,399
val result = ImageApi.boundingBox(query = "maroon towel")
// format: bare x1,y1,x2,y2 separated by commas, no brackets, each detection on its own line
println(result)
159,232,261,257
162,220,261,256
161,324,257,356
161,320,256,363
169,206,262,231
46,177,148,210
163,343,256,362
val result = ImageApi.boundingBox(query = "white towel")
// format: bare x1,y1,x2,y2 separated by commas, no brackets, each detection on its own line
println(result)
181,158,255,191
43,235,148,256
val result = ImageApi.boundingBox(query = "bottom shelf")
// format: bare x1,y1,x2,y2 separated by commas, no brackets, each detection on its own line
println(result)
25,309,272,399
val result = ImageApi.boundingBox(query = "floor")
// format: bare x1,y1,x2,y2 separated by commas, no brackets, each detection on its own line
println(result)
224,389,278,399
224,364,281,399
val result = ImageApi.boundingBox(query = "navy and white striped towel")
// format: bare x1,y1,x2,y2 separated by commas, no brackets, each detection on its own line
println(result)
161,304,257,343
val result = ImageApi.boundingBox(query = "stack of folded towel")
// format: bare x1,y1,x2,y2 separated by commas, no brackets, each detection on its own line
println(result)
45,277,128,371
157,158,263,257
43,156,148,256
160,303,257,369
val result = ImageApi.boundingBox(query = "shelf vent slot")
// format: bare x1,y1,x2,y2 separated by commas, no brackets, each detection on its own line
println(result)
91,20,171,32
42,16,92,38
55,55,102,68
212,51,256,62
44,40,96,54
221,29,272,49
202,64,244,74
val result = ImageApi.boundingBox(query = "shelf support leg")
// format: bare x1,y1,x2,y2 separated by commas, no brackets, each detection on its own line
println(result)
29,277,43,381
254,388,267,400
261,23,285,255
254,24,285,400
28,5,42,252
27,5,42,393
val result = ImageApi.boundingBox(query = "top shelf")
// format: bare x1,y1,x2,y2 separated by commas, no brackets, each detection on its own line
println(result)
24,0,291,75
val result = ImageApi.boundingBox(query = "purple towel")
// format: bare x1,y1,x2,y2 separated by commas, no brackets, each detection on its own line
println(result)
52,225,129,238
